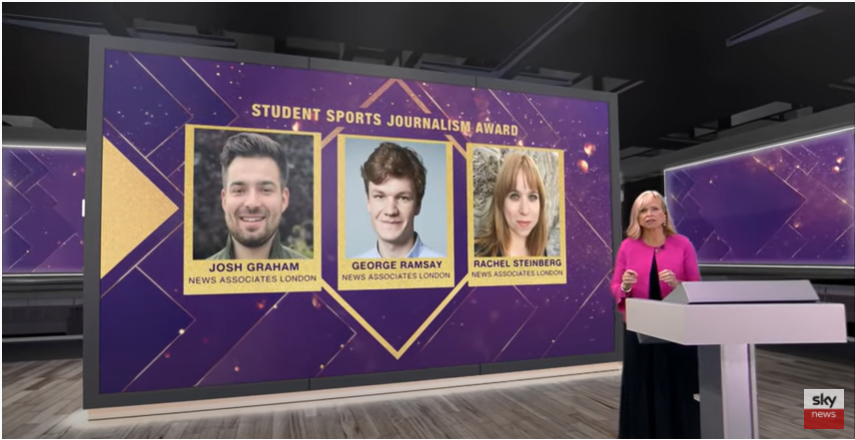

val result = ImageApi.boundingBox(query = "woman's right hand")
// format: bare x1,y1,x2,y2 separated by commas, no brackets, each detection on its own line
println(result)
621,269,637,292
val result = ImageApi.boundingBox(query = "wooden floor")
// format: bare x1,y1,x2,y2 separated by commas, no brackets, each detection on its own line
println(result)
3,349,853,439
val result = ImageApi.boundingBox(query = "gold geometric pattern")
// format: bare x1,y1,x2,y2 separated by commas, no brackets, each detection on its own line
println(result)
100,137,179,277
318,80,467,360
322,276,469,360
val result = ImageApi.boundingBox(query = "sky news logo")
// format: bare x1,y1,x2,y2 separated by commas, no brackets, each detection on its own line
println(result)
804,389,844,429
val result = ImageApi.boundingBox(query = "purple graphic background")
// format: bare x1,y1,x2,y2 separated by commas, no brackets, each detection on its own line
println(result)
98,50,615,394
3,147,86,274
666,129,855,267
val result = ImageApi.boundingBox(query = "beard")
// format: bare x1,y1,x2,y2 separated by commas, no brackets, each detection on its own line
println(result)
231,227,278,249
227,210,279,249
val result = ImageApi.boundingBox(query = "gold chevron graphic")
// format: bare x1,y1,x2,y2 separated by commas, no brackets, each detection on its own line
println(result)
100,137,179,278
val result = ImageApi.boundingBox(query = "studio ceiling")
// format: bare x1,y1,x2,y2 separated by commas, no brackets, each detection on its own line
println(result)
4,2,855,156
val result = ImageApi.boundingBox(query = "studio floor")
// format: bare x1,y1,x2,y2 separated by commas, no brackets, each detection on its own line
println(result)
2,349,853,439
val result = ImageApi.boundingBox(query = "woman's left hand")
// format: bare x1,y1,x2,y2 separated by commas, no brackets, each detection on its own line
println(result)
658,269,679,289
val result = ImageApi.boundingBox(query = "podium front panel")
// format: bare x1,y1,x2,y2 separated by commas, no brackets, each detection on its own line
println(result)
626,299,846,346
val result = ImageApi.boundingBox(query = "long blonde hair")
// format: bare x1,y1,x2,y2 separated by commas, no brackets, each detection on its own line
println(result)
475,153,549,257
625,190,677,239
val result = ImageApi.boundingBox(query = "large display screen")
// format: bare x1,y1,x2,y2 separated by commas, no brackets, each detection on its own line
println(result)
2,146,85,274
96,49,615,394
665,127,855,268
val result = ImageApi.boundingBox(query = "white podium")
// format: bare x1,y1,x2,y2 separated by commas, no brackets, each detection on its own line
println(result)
626,280,847,439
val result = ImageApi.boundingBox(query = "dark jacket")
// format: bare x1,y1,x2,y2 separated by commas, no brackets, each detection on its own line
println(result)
207,231,307,260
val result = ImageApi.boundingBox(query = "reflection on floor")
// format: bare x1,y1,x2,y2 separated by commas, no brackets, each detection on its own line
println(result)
2,349,853,439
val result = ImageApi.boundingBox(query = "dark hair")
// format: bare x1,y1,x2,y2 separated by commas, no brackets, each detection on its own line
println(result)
220,132,289,188
360,142,427,207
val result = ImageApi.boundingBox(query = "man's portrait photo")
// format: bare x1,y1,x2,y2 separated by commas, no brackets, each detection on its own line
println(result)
192,128,315,260
342,137,450,259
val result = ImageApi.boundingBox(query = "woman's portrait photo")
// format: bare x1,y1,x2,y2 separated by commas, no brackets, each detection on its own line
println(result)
472,146,563,258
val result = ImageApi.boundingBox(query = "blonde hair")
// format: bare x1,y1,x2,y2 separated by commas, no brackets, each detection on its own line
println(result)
626,190,677,239
475,153,549,257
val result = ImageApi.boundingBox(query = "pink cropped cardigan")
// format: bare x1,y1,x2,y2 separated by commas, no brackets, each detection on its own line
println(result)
610,234,701,321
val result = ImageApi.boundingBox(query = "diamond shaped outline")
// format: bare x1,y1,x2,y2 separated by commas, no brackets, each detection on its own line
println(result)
319,78,470,360
321,78,614,360
322,277,469,360
4,150,84,272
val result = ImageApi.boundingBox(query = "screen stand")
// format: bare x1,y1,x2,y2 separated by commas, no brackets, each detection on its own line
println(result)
699,344,760,439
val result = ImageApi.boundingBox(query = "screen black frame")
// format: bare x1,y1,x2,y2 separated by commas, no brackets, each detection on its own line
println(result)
84,35,624,410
